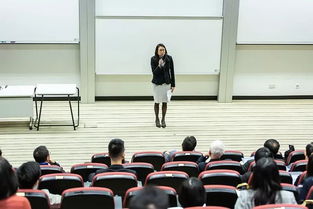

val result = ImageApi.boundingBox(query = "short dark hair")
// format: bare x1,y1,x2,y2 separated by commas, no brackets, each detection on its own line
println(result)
108,139,125,159
33,146,49,163
0,157,18,200
306,143,313,157
182,136,197,151
129,186,168,209
264,139,280,155
0,149,2,156
179,177,206,208
254,147,273,162
154,43,167,57
17,161,41,189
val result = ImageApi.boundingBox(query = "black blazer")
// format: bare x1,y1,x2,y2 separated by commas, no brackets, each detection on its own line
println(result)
151,55,175,87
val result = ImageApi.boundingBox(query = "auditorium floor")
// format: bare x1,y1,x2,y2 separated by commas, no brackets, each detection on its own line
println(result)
0,99,312,171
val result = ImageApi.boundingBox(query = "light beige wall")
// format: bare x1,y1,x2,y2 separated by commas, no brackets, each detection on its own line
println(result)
0,44,80,86
234,45,313,96
96,75,219,96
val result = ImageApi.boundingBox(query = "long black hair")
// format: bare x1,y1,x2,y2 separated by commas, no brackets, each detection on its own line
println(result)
154,43,168,57
0,157,18,200
252,157,282,206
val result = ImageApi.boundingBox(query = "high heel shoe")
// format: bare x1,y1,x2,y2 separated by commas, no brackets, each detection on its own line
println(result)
161,119,166,128
155,118,161,128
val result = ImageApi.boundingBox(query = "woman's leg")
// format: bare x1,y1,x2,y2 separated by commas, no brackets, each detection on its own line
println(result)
154,103,161,127
161,102,167,128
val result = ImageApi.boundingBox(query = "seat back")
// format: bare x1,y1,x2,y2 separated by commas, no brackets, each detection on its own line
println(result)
40,165,64,176
294,171,306,186
289,160,308,172
92,172,137,197
286,150,305,165
253,204,307,209
123,186,177,208
205,160,244,174
145,171,189,192
204,185,238,208
248,171,292,185
162,161,199,177
132,151,165,171
38,173,83,195
220,150,244,162
91,153,111,166
199,169,242,187
17,189,50,209
61,187,114,209
172,151,203,162
281,183,299,203
70,163,108,182
123,162,154,182
248,160,286,171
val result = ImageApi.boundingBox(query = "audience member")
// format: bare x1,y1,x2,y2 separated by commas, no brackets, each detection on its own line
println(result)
17,161,61,205
178,177,206,208
197,140,224,171
33,146,61,167
129,186,168,209
164,136,197,162
235,158,296,209
0,157,31,209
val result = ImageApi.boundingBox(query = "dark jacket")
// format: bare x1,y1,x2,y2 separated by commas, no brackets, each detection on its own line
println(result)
151,55,175,87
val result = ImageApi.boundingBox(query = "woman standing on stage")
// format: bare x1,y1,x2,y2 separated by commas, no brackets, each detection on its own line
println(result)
151,43,175,128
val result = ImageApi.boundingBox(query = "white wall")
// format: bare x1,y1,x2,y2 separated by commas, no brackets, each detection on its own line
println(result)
234,45,313,96
0,44,80,86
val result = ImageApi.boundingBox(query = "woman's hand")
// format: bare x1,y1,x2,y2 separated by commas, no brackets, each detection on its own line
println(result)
171,87,175,93
159,59,165,67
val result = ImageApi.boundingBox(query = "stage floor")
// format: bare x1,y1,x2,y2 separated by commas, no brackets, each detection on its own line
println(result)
0,99,312,171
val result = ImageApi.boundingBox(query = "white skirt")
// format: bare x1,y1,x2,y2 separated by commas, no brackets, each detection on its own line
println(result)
153,83,171,103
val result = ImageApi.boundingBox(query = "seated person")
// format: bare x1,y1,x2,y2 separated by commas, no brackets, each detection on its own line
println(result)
235,158,296,209
0,149,2,156
299,154,313,202
197,140,224,171
88,138,136,181
0,157,31,209
129,186,168,209
33,145,61,167
17,161,61,206
305,143,313,159
164,136,197,162
241,147,273,182
178,177,206,208
264,139,282,160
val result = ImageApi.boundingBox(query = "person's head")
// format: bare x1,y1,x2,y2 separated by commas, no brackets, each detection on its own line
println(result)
0,157,18,200
179,177,206,207
264,139,280,156
209,140,224,160
154,43,167,58
108,138,125,163
0,149,2,156
252,157,282,206
182,136,197,151
17,161,41,189
306,154,313,177
254,147,273,162
129,186,168,209
33,146,50,163
306,143,313,158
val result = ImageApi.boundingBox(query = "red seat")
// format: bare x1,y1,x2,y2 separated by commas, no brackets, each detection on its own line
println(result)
199,169,242,187
172,151,203,162
253,204,307,209
281,183,299,202
161,161,199,177
17,189,50,209
145,171,189,192
61,187,114,209
294,171,306,186
185,207,229,209
204,185,238,208
92,172,137,197
220,150,244,162
123,186,177,208
286,150,305,165
123,162,154,182
289,160,308,172
40,165,64,176
132,151,165,171
91,153,111,166
205,160,244,174
248,171,293,185
248,160,286,171
38,173,83,195
70,163,108,182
